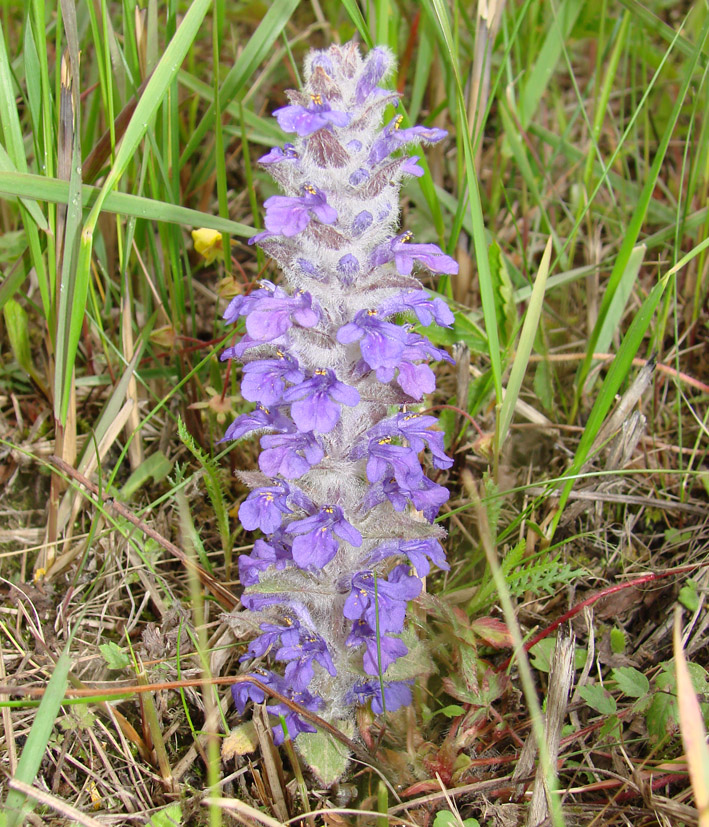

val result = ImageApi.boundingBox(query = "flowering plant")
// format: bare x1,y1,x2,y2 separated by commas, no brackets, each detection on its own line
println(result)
222,41,458,761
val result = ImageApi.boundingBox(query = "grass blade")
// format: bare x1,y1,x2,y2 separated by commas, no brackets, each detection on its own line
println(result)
497,237,552,449
573,12,709,415
0,170,254,236
551,273,671,535
4,653,71,827
422,0,503,403
179,0,299,168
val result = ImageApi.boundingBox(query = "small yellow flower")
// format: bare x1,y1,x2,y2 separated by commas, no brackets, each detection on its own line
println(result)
192,228,224,265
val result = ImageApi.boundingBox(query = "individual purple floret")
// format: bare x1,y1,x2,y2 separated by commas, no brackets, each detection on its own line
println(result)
259,431,324,479
343,566,422,634
282,368,360,433
346,619,408,675
274,94,351,137
241,352,304,406
258,185,337,238
220,42,457,754
277,630,337,689
221,405,291,442
285,505,362,568
368,116,448,165
337,309,409,374
239,482,294,534
377,290,456,328
347,679,414,714
368,537,450,577
371,231,459,276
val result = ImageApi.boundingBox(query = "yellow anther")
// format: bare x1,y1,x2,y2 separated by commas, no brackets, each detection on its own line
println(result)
310,93,323,105
314,368,328,375
367,309,377,316
324,505,334,513
394,114,404,130
378,437,392,445
303,184,317,195
400,230,413,243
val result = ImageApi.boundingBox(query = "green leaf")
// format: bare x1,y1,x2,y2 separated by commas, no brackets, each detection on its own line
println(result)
657,660,707,695
5,652,71,827
612,667,649,699
0,171,253,237
146,803,182,827
118,451,172,500
578,684,617,716
2,299,32,377
517,0,585,128
433,812,480,827
437,705,466,719
488,240,517,349
552,272,671,533
179,0,300,167
295,730,351,787
574,13,709,406
497,238,552,448
678,581,700,613
99,642,131,670
646,692,678,743
610,627,626,655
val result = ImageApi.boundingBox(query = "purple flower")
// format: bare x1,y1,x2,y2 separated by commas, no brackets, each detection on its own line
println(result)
282,369,360,433
368,116,447,165
401,155,424,177
285,505,363,568
259,431,324,479
372,232,459,276
241,353,304,406
349,168,369,186
347,680,413,714
352,211,373,236
378,290,455,328
223,291,260,325
368,538,449,577
241,592,293,612
268,687,323,744
365,437,423,488
354,47,391,104
245,288,319,342
277,630,337,689
254,185,337,239
368,413,453,470
239,482,294,534
337,254,359,284
243,619,301,660
346,619,408,675
365,475,449,522
220,42,457,737
343,566,421,634
337,309,409,374
232,669,277,713
274,95,351,137
258,143,298,164
396,357,436,399
238,534,293,585
221,405,291,442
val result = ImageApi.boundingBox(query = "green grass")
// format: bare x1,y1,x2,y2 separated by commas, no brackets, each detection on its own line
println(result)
0,1,707,825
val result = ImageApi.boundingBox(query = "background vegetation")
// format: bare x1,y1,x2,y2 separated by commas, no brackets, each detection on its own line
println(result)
0,0,707,825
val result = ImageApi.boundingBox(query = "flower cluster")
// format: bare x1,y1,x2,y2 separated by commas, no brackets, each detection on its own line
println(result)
222,42,457,745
